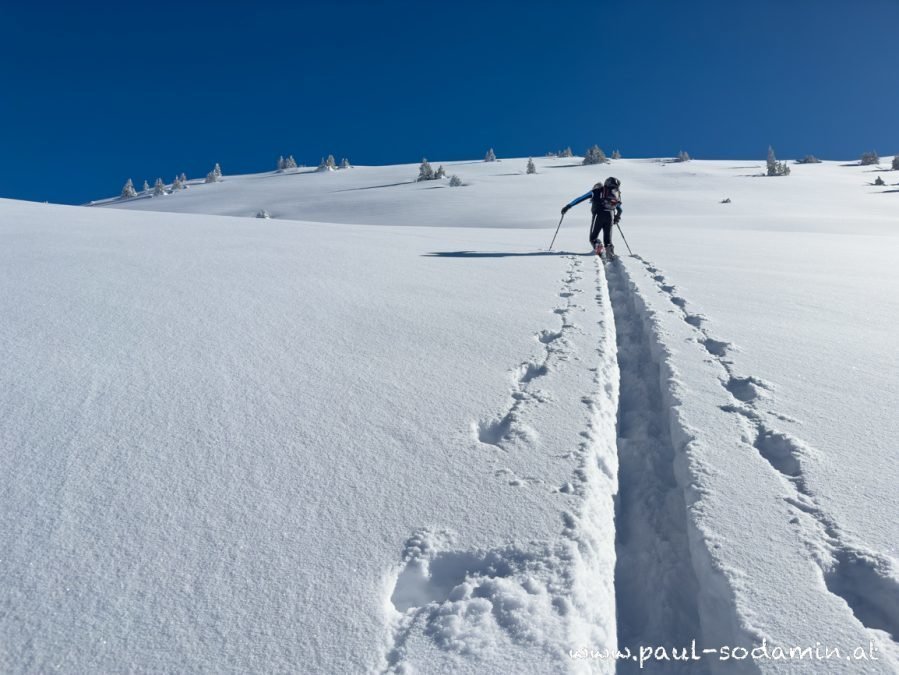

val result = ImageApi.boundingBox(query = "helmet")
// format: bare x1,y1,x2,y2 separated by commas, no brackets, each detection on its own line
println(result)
604,176,620,189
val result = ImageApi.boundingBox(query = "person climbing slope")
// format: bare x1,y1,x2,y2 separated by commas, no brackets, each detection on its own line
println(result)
561,177,622,258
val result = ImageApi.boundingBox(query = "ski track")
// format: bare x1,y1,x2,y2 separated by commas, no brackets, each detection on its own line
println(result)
605,258,707,674
630,254,899,648
378,251,899,673
379,255,620,674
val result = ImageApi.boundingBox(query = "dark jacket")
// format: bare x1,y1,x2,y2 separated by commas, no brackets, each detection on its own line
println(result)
566,184,623,217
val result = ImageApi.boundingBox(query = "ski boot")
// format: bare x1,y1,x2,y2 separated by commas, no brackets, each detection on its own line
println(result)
594,241,604,257
606,244,616,260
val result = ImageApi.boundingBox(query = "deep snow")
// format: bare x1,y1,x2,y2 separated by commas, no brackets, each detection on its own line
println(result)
3,155,898,673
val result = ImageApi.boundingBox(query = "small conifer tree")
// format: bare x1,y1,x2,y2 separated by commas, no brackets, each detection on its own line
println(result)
417,158,435,182
121,179,138,198
213,162,222,178
435,165,446,179
860,151,879,166
153,178,167,196
142,180,151,193
485,148,496,162
340,158,351,169
561,147,573,158
526,157,536,174
449,175,463,187
611,149,621,160
677,150,691,162
767,146,790,176
583,145,608,165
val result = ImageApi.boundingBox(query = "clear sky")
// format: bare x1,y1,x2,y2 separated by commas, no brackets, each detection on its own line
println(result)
1,0,897,205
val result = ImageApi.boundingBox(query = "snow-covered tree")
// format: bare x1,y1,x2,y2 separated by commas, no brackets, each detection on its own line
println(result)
435,165,446,179
449,175,463,187
256,209,271,219
180,172,187,184
317,155,337,172
874,176,886,186
676,150,691,162
153,178,167,196
340,157,351,169
766,146,791,176
142,180,151,194
560,147,574,158
611,149,622,160
893,155,899,170
213,162,222,178
417,158,434,181
860,151,879,166
583,145,608,165
205,171,219,183
172,175,184,191
485,148,496,162
121,179,137,198
278,155,297,171
796,155,822,164
526,157,536,174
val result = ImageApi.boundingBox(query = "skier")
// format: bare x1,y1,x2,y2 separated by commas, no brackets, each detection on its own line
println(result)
561,177,622,257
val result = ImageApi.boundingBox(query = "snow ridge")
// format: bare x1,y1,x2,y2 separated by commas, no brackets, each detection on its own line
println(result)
627,255,899,664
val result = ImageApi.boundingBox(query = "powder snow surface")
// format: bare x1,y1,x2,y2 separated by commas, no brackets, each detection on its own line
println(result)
2,156,898,673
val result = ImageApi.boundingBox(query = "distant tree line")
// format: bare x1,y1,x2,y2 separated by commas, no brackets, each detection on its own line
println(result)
546,147,574,158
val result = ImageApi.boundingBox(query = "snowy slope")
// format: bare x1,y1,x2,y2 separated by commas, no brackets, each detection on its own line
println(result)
1,199,620,673
3,155,898,673
95,156,899,232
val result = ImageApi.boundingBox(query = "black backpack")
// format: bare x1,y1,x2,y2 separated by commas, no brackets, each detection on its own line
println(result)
591,183,621,212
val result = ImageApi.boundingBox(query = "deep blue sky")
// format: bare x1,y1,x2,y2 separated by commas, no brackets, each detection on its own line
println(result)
1,0,897,205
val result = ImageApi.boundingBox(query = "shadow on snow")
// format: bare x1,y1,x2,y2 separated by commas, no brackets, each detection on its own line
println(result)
424,250,592,258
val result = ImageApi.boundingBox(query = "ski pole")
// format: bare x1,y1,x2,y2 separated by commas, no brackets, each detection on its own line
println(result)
616,221,633,256
548,212,566,250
